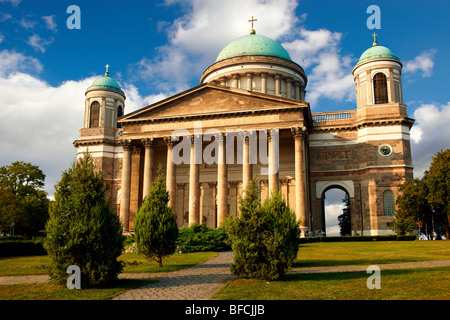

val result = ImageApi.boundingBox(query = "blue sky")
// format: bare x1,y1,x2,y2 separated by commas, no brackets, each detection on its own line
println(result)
0,0,449,233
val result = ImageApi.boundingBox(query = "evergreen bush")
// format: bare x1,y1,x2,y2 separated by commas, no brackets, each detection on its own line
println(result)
44,152,124,288
134,167,178,267
224,180,300,281
176,224,229,252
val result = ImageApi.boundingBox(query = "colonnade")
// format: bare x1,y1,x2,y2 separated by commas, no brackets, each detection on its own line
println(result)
119,127,309,235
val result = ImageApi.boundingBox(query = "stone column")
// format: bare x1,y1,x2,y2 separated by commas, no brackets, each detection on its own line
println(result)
275,75,281,96
242,132,253,193
164,136,176,212
286,77,293,99
217,134,228,227
294,81,301,100
141,138,156,200
120,139,133,232
268,129,279,194
261,72,268,94
246,73,254,92
189,134,201,226
291,127,308,236
232,74,240,88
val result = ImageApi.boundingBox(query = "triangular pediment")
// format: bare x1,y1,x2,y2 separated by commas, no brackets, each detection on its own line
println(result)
119,84,309,123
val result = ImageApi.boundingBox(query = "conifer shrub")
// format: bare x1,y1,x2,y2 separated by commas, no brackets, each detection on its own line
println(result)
224,180,300,281
134,167,178,267
176,224,229,252
44,152,124,288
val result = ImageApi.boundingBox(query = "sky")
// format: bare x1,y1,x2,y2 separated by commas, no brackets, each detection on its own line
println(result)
0,0,449,233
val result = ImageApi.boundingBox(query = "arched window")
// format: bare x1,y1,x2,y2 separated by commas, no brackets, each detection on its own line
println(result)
89,101,100,128
383,190,395,216
373,73,388,104
117,105,123,128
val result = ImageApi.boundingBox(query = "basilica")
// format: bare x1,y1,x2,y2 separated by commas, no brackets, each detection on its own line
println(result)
74,25,414,236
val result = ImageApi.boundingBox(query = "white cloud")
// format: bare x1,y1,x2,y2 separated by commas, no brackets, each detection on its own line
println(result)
0,50,164,197
27,34,54,53
42,15,57,32
0,49,43,76
410,102,450,178
404,49,436,78
130,0,300,93
283,28,355,106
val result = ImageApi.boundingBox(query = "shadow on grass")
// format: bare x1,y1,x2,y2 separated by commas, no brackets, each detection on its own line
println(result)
292,257,425,268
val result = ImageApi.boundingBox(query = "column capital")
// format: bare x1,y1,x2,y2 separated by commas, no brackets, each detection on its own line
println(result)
260,72,268,79
120,139,133,150
267,128,280,142
141,137,156,147
132,145,143,154
285,76,294,83
291,126,308,140
232,73,240,80
163,136,175,147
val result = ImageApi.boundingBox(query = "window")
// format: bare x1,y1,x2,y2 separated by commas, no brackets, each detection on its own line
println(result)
383,190,395,216
373,73,388,104
117,105,123,128
89,101,100,128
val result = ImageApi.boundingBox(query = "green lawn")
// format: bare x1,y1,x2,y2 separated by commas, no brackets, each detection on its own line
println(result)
214,241,450,300
0,251,217,277
295,240,450,268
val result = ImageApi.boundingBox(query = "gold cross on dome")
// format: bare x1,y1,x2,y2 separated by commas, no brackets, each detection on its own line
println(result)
105,64,110,73
371,32,378,42
248,16,258,29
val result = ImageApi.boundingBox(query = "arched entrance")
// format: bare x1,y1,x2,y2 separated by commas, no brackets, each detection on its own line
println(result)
314,180,355,236
321,187,351,236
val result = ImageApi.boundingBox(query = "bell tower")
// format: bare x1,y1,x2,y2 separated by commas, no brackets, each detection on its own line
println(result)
352,33,403,109
74,65,126,203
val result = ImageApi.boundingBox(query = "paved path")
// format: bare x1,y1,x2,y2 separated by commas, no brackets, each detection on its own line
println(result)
1,254,450,300
113,251,235,300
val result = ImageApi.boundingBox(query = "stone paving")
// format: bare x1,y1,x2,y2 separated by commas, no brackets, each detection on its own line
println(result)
113,251,235,300
1,253,450,300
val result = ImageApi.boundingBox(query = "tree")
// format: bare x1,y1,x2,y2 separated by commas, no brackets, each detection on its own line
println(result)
338,194,351,236
395,178,430,235
134,167,178,267
44,152,124,287
224,180,300,281
0,161,48,237
424,149,450,239
395,149,449,239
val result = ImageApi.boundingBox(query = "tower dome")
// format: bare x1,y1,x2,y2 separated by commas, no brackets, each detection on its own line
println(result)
201,27,307,101
86,66,125,97
354,39,401,70
352,36,403,108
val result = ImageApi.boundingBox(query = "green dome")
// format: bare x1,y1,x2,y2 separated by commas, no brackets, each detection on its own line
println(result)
87,73,124,95
355,42,400,68
215,34,291,62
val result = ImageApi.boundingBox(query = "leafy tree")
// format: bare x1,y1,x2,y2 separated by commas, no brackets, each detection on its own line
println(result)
424,149,449,239
134,167,178,267
0,161,48,237
338,194,351,236
224,180,300,281
395,149,449,239
44,152,124,287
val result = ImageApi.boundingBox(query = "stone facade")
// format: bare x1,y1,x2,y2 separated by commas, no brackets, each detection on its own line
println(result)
74,36,414,236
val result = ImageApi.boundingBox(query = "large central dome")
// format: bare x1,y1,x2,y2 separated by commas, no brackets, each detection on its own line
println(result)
215,34,292,63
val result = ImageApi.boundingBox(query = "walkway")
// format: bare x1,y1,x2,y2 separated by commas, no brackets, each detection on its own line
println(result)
1,254,450,300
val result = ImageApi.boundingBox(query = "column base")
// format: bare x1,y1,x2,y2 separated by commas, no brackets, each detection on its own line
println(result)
299,226,308,238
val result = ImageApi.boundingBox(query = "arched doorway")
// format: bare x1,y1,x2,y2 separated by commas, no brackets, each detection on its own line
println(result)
321,186,351,236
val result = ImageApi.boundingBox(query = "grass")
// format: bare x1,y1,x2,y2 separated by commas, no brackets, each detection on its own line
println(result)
294,240,450,268
213,240,450,300
0,250,217,300
0,279,153,300
213,266,450,300
0,251,217,277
